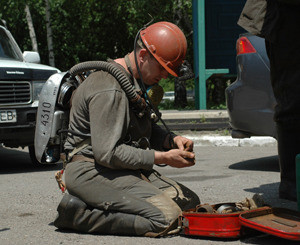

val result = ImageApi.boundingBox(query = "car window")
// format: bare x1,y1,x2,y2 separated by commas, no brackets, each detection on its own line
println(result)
0,28,22,61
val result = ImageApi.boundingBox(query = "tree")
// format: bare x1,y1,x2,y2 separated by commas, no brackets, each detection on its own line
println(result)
45,0,55,66
24,4,38,52
0,0,194,73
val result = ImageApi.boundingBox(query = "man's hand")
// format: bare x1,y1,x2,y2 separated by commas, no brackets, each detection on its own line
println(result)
154,149,195,168
173,135,194,152
163,134,194,152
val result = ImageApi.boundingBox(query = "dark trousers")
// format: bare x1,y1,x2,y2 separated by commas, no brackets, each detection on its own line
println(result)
266,4,300,200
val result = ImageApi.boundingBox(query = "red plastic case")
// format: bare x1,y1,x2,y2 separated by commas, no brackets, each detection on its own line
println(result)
181,204,300,241
240,206,300,241
180,203,244,238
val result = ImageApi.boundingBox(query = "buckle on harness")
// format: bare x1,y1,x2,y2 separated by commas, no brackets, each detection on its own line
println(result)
132,137,151,149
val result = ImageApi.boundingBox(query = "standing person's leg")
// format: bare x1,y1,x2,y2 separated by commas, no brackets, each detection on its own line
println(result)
266,4,300,201
54,161,182,236
276,122,300,201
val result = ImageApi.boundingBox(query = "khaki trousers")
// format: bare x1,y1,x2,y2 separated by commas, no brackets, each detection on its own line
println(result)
59,160,200,235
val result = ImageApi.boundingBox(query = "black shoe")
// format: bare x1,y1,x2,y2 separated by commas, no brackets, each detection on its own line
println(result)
54,194,87,229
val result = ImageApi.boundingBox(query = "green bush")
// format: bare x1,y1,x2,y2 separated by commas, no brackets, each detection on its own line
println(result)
158,99,195,110
159,77,194,92
158,77,230,110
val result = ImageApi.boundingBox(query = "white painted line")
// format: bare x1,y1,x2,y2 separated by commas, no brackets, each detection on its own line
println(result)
181,135,277,147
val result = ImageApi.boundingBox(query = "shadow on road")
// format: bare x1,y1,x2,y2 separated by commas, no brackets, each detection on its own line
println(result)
228,155,298,210
244,181,297,211
229,155,279,172
0,147,62,174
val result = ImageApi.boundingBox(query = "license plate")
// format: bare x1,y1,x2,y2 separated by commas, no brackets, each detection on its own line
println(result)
0,110,17,123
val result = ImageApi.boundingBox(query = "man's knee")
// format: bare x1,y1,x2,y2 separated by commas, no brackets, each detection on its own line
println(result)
145,192,182,230
145,170,200,210
156,181,200,211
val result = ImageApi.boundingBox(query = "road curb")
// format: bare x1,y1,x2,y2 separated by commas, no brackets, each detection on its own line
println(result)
160,109,228,120
159,110,277,147
160,119,229,131
160,110,230,131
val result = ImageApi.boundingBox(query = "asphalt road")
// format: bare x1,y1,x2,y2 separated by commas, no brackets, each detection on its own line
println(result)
0,144,299,245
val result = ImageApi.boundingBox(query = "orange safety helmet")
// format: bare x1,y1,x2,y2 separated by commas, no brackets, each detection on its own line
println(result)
140,21,187,77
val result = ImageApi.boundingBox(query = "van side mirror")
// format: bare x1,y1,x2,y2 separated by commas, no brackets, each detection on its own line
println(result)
23,51,41,64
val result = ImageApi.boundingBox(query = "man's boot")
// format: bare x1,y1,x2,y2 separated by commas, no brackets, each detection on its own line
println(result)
54,194,138,235
276,123,300,202
53,193,87,229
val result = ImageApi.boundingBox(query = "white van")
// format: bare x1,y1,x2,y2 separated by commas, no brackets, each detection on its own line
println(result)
0,24,59,164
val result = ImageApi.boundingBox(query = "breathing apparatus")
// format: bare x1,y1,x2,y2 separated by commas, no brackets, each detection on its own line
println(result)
34,61,148,163
34,21,193,164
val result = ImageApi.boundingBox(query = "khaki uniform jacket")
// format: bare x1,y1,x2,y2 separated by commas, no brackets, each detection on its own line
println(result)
237,0,299,43
64,64,169,170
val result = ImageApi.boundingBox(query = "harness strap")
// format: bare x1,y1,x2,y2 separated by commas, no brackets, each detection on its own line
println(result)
68,138,91,160
124,54,141,90
55,138,91,194
124,54,134,76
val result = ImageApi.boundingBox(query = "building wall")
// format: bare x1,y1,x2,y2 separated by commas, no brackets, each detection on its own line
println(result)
205,0,246,74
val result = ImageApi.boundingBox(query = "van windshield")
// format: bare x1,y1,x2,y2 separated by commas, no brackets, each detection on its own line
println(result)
0,28,22,61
